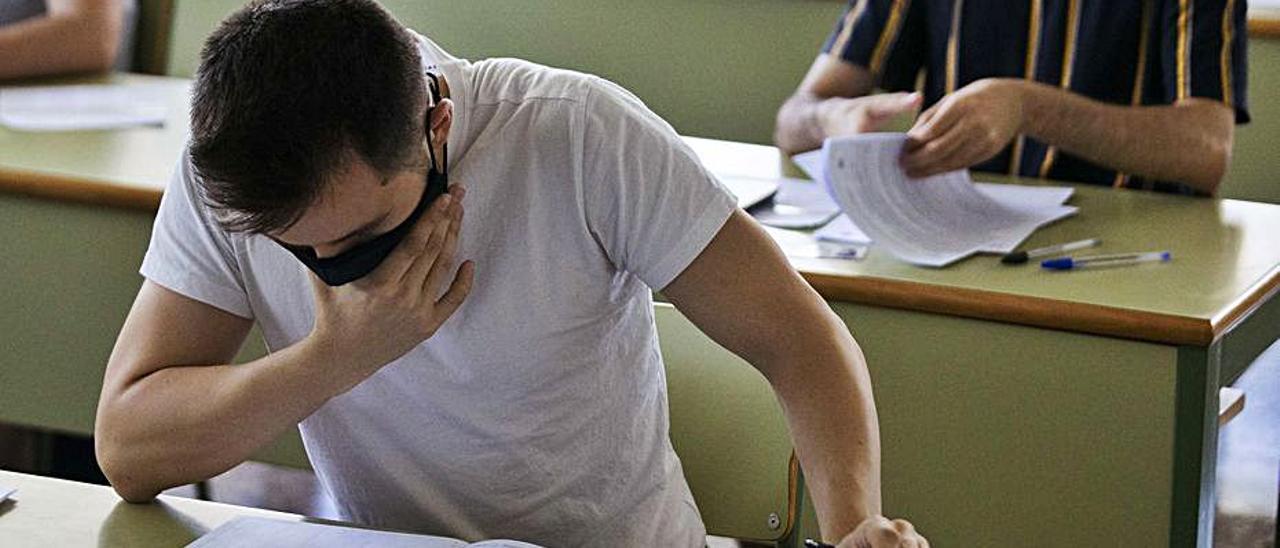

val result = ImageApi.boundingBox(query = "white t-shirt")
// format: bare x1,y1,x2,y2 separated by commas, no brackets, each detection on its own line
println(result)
141,35,737,547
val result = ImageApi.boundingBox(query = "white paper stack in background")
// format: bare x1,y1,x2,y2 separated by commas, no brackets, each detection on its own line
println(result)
187,517,545,548
793,134,1077,266
0,83,170,131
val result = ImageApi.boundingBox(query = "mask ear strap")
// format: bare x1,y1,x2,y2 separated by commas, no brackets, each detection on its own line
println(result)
424,72,447,176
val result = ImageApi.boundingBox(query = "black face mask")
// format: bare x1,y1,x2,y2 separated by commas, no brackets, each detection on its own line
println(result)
276,75,449,287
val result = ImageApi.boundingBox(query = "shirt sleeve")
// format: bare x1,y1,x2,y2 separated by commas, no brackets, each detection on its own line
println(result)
139,148,254,319
1157,0,1249,123
578,77,737,291
820,0,926,91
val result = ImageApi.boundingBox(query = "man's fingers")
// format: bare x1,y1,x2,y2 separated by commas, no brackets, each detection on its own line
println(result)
868,521,903,547
421,196,464,296
901,122,969,177
377,192,453,282
891,519,920,548
433,261,475,319
865,91,922,120
905,98,958,146
307,269,333,301
403,196,453,287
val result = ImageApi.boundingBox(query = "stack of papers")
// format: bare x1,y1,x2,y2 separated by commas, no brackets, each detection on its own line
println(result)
189,517,545,548
794,134,1077,267
0,83,170,131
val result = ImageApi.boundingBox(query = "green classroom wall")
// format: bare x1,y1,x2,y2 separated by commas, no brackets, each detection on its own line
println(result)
162,0,1278,203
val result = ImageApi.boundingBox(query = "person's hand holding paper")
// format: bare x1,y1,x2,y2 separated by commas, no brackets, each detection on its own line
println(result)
819,133,1075,266
900,79,1025,179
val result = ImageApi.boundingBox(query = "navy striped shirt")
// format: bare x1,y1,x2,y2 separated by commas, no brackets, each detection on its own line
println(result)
822,0,1250,194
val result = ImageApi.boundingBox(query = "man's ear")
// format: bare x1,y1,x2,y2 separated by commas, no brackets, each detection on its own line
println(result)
428,98,454,145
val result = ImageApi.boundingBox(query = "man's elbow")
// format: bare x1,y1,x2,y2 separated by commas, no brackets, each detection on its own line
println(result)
1186,134,1232,195
774,94,814,156
95,422,160,503
82,30,123,72
67,8,125,72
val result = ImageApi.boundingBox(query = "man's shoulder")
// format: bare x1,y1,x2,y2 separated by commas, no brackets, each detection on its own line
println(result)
469,57,601,107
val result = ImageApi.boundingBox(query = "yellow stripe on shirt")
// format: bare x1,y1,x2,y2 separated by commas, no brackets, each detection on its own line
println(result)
1221,0,1236,108
945,0,964,94
830,0,870,59
1009,0,1043,176
1176,0,1192,101
869,0,910,75
1039,0,1081,179
1116,0,1155,188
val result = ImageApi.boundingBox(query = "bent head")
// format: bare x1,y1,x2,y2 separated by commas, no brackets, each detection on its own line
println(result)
190,0,453,267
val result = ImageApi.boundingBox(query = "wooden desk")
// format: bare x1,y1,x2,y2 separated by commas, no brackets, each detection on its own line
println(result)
686,137,1280,547
4,77,1280,547
0,469,302,547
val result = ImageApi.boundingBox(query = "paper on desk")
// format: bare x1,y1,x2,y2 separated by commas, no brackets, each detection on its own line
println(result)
749,176,841,229
187,517,546,548
0,84,169,131
821,133,1076,267
795,149,1076,251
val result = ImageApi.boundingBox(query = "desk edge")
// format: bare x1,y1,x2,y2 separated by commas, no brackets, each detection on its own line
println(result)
1251,11,1280,39
1211,264,1280,341
804,272,1215,346
0,167,161,211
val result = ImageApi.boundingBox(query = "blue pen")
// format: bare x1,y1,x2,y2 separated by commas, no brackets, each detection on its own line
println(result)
1041,251,1171,271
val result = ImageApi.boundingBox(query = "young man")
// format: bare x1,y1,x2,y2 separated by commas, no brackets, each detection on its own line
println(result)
776,0,1249,195
95,1,927,546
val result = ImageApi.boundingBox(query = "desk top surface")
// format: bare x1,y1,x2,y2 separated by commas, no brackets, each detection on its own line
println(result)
3,76,1278,347
0,470,301,547
0,73,189,209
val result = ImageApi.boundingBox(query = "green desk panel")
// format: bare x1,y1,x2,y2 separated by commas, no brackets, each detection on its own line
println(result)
1,194,153,434
795,302,1180,547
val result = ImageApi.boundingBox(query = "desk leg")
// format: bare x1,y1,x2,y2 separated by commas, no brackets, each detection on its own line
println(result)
1171,344,1221,548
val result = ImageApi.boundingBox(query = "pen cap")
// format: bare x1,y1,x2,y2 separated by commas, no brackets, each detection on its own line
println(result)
1041,258,1075,270
1000,251,1030,265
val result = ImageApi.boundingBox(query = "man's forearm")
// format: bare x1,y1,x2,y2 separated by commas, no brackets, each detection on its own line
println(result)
1018,81,1234,194
95,336,362,502
0,8,121,79
760,308,882,542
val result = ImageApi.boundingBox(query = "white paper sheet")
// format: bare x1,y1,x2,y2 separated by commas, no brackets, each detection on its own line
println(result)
749,176,841,229
798,149,1076,251
187,517,545,548
813,214,873,245
821,133,1075,267
717,174,778,209
0,84,170,131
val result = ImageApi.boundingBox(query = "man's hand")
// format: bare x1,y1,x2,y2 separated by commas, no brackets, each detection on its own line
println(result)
838,516,929,548
308,186,474,376
901,78,1027,178
820,92,923,139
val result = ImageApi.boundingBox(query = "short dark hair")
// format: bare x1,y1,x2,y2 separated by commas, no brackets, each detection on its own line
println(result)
190,0,427,233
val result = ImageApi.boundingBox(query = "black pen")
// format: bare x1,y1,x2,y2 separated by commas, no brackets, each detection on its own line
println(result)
804,540,836,548
1001,237,1101,264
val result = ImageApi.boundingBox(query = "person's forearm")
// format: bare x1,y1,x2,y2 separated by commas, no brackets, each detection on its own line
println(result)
757,307,882,542
0,6,121,80
775,92,835,155
1017,80,1234,194
95,336,365,502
